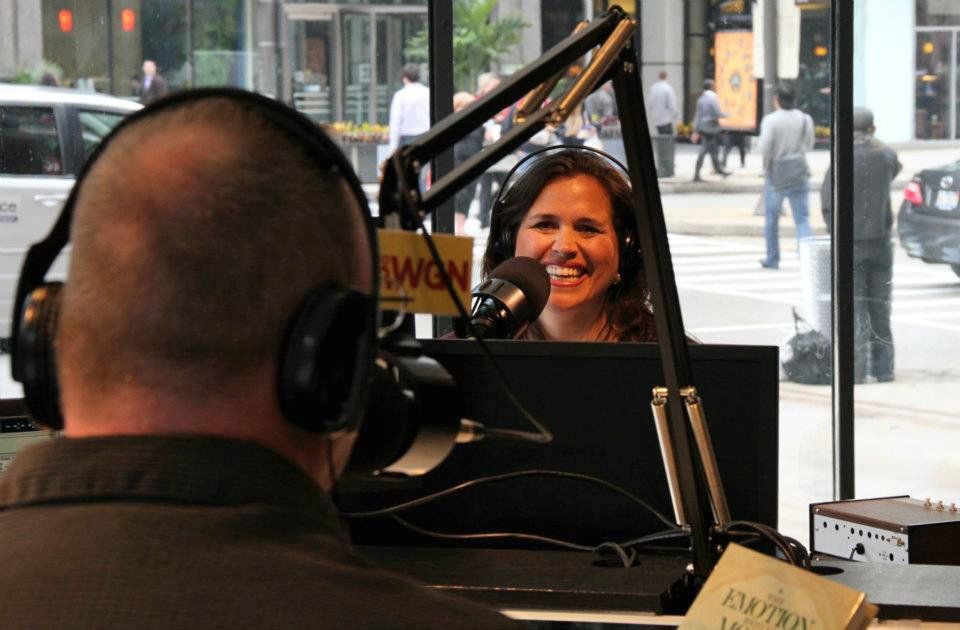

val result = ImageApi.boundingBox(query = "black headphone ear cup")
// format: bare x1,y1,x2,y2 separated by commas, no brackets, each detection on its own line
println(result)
17,283,64,430
279,285,372,434
619,231,640,282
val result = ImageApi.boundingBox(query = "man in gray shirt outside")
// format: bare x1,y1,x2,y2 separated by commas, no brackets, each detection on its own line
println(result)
648,71,679,135
692,79,730,181
757,84,815,269
648,71,679,178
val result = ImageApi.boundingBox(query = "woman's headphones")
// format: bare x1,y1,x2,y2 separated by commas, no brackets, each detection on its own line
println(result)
9,88,379,435
488,144,641,282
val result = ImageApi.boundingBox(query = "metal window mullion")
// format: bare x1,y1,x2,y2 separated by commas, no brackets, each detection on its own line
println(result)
428,0,455,235
947,30,957,139
428,0,455,337
831,0,855,501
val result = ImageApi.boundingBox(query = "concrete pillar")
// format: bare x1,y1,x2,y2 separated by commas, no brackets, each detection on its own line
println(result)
493,0,541,73
256,0,279,97
0,0,43,79
855,0,914,142
641,1,685,121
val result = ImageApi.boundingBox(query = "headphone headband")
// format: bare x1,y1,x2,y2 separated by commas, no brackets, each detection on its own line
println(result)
492,144,631,212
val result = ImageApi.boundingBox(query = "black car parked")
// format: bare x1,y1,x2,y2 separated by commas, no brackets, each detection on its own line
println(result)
898,160,960,277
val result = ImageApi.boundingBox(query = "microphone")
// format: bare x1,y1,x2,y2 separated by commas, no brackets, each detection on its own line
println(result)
467,256,550,340
347,341,546,476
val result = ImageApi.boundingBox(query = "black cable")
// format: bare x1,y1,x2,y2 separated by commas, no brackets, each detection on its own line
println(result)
390,514,595,552
390,514,685,569
723,520,811,569
724,523,796,565
618,528,691,550
341,468,678,529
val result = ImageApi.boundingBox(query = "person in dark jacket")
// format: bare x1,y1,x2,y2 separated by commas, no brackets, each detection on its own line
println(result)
139,59,169,104
691,78,731,181
821,106,902,382
0,91,520,629
453,91,485,234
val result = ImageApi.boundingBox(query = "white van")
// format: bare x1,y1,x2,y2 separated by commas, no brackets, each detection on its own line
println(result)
0,84,141,346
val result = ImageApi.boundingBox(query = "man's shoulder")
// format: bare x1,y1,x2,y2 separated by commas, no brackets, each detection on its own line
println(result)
341,565,522,629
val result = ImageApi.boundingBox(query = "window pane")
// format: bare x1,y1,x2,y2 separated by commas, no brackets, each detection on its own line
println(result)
858,0,960,513
0,107,63,176
78,110,126,162
447,1,833,542
915,31,952,139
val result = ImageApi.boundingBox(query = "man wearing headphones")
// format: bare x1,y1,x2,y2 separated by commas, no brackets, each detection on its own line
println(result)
0,92,519,629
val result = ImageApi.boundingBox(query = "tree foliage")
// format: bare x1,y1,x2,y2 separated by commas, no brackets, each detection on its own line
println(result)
404,0,528,92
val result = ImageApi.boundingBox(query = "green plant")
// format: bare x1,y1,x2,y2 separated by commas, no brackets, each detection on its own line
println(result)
404,0,528,92
8,60,64,85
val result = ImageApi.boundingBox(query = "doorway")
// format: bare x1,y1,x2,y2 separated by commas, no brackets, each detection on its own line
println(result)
282,3,427,124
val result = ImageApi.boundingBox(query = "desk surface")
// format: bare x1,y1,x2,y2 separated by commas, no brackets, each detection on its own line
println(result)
359,546,960,622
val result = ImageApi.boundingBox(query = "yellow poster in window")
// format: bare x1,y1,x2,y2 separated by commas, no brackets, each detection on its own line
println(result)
716,30,759,133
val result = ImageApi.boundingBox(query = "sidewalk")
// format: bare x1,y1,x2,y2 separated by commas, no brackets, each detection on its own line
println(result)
654,140,960,237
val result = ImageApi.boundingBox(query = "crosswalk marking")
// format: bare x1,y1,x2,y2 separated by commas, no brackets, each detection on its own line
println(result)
668,234,960,333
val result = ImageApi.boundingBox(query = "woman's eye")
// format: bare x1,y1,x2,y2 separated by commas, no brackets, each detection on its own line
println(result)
579,224,603,234
532,221,555,230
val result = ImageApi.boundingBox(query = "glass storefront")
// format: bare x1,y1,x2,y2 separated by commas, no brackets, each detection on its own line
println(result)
7,0,960,568
284,5,426,125
916,1,960,139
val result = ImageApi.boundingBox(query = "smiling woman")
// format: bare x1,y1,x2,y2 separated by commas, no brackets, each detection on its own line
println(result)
481,147,657,342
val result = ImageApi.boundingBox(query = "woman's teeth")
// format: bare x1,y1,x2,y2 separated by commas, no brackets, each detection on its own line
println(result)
545,265,584,279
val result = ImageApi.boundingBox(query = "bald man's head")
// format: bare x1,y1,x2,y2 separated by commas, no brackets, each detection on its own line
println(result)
57,97,371,406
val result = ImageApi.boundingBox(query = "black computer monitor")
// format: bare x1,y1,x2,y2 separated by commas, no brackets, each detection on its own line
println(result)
343,340,779,549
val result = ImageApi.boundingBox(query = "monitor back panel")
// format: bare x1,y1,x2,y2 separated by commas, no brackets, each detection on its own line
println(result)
343,340,778,549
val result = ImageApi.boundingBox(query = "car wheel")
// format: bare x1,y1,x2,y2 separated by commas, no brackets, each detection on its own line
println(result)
951,264,960,278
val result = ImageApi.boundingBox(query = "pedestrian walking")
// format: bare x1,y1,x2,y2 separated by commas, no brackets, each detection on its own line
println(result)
387,63,431,189
758,84,815,269
691,79,730,181
388,64,431,152
821,107,902,382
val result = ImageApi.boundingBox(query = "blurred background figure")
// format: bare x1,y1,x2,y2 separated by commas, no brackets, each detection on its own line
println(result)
476,72,510,229
139,60,169,104
387,63,431,191
721,129,750,169
39,72,59,87
388,63,430,153
585,81,617,131
647,71,678,136
691,78,730,181
647,71,679,178
453,91,484,235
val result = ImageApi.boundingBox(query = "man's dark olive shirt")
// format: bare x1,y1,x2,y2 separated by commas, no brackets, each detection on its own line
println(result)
0,435,519,629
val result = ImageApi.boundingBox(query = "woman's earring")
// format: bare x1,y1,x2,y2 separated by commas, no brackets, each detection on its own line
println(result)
614,272,622,285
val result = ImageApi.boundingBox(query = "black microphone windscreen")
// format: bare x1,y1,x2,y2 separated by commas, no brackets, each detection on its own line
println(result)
486,256,550,316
